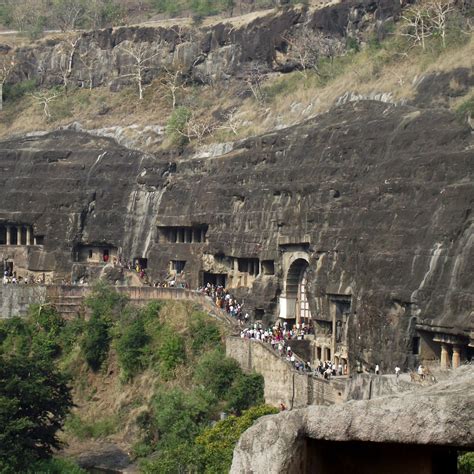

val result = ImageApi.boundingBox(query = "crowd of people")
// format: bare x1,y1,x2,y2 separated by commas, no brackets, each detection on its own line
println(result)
238,323,342,378
198,283,249,322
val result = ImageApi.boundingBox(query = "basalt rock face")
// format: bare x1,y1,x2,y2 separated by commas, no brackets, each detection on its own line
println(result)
0,100,472,369
230,367,474,473
8,1,405,90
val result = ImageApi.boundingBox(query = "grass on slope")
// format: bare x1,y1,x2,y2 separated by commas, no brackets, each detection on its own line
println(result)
0,19,472,149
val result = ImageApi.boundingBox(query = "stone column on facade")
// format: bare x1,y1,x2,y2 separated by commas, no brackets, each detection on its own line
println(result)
17,227,22,245
440,343,450,369
26,226,32,246
452,345,461,369
6,225,11,245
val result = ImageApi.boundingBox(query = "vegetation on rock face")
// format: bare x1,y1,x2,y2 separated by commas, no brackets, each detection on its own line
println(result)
0,284,270,472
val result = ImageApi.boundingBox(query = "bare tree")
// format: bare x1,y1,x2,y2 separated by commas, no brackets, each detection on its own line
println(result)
0,53,15,111
282,27,329,78
401,2,433,50
56,36,80,95
429,0,457,48
401,0,459,50
159,66,185,109
118,42,159,100
246,64,266,104
28,89,62,120
53,0,86,32
219,107,241,136
182,112,218,145
78,43,99,90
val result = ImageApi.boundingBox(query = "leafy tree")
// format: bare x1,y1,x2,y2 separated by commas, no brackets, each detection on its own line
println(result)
158,327,186,377
0,355,73,472
166,106,192,146
116,316,150,380
81,313,111,371
196,404,278,473
194,349,241,398
458,452,474,474
85,281,129,322
226,372,264,414
189,311,222,354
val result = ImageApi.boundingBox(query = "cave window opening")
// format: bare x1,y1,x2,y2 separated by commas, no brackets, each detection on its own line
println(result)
238,258,260,276
158,225,208,244
262,260,275,275
171,260,186,274
203,272,227,287
412,336,421,355
88,249,93,259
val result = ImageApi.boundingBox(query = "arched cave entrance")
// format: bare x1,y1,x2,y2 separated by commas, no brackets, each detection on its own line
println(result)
283,258,312,326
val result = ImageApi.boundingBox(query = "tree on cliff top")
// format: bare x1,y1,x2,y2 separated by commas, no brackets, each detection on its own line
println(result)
0,355,73,472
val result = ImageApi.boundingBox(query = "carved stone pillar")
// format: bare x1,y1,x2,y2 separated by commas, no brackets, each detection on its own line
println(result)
452,346,461,369
440,343,450,369
17,227,21,246
6,225,11,245
26,226,32,246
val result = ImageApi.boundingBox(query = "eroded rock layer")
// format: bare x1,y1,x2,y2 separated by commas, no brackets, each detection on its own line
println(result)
0,100,472,370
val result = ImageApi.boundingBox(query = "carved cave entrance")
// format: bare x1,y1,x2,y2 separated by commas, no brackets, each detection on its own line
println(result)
203,272,227,287
286,258,311,326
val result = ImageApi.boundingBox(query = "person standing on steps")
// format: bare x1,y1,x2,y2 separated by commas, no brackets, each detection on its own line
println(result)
375,364,380,375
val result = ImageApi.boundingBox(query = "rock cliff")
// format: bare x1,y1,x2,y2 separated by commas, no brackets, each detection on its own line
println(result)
0,99,472,370
8,1,406,90
230,367,474,473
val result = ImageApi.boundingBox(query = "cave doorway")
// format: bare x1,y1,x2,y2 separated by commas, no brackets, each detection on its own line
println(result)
203,272,227,287
286,258,311,326
3,260,13,276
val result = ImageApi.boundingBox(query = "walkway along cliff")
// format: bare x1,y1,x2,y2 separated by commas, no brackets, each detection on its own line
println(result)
1,99,472,374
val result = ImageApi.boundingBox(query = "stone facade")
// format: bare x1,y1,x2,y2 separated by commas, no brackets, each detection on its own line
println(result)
0,99,472,372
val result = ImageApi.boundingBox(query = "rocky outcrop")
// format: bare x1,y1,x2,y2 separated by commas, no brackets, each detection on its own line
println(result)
0,99,472,369
230,367,474,473
7,1,406,90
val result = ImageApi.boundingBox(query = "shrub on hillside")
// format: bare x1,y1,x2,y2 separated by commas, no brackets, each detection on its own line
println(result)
226,372,264,414
189,311,222,354
157,328,186,377
194,349,241,398
116,316,150,380
81,314,111,371
196,404,278,473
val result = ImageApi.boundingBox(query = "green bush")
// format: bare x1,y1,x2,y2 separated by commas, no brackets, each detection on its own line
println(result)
28,457,86,474
226,372,264,414
194,349,240,398
3,79,37,103
458,452,474,474
149,387,214,448
81,314,111,371
196,404,278,473
85,281,128,322
166,106,192,146
116,316,150,380
189,312,222,354
0,317,32,357
65,414,119,440
456,95,474,121
158,328,186,377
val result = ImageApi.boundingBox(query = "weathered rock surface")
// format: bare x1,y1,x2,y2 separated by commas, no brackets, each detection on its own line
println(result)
0,100,472,369
7,1,405,90
230,367,474,473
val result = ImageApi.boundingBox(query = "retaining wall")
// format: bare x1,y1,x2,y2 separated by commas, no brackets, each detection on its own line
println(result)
226,336,345,408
